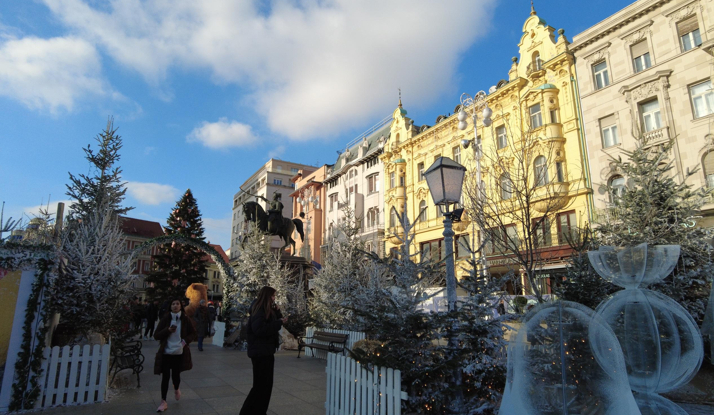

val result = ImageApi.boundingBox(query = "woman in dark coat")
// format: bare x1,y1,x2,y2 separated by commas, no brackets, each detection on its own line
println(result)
194,299,211,351
239,286,288,415
154,298,197,413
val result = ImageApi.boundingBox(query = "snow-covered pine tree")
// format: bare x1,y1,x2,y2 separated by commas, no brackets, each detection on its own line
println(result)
223,222,287,320
593,136,713,321
309,206,373,330
52,202,136,341
145,189,208,300
65,118,132,221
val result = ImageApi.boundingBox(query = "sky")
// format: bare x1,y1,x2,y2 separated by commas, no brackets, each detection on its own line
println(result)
0,0,635,249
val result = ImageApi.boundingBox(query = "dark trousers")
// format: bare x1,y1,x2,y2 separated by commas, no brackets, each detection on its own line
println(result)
239,355,275,415
144,319,155,338
197,336,204,350
160,354,182,401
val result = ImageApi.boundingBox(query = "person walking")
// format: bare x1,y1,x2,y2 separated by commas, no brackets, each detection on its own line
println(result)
239,286,287,415
207,301,217,336
154,298,197,413
194,299,211,351
144,299,159,340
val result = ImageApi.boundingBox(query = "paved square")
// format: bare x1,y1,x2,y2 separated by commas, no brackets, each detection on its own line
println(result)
33,339,327,415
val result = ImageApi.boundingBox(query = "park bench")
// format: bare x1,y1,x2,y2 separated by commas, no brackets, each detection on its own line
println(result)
109,340,144,387
297,331,349,358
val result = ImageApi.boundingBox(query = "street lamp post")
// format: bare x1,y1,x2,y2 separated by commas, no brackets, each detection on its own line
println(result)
458,91,492,278
424,156,467,412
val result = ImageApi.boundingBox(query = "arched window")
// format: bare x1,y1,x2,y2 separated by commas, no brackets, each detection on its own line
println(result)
703,151,714,188
533,51,542,70
534,156,549,186
419,200,428,222
609,176,626,201
500,173,513,200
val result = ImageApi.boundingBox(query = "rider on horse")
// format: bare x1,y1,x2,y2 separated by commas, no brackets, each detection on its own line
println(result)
257,191,284,234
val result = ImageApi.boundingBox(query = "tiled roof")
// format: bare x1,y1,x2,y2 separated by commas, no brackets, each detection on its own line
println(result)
204,243,230,264
119,216,164,238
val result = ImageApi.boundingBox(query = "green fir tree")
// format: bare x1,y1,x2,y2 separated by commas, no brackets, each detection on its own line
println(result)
145,189,208,300
66,118,132,221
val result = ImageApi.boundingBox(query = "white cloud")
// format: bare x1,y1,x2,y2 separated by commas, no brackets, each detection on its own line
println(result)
126,181,179,206
187,118,257,149
0,36,108,113
202,216,231,249
41,0,497,139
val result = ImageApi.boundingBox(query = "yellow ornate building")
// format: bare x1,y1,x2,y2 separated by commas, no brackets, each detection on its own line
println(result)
381,10,593,295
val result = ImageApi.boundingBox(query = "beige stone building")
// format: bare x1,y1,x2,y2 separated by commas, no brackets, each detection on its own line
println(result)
571,0,714,224
119,217,164,300
203,243,229,302
230,159,316,258
289,165,330,264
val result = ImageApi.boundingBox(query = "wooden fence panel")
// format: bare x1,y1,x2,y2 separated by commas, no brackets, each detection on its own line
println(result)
325,353,407,415
37,343,110,409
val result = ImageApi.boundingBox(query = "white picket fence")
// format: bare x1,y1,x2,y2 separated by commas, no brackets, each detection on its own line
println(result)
36,344,110,408
304,327,366,359
326,353,408,415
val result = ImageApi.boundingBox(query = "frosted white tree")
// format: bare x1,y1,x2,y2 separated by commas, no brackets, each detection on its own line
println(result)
224,223,289,319
51,202,136,342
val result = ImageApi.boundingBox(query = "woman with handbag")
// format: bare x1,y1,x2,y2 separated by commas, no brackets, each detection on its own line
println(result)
239,286,288,415
154,298,197,412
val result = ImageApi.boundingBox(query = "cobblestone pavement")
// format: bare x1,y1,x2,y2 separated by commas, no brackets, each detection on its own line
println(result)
34,338,327,415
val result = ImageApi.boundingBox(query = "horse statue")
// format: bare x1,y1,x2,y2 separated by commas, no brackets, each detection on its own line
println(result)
243,201,304,254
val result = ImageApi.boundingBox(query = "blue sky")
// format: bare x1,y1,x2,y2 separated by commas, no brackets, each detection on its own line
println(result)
0,0,634,249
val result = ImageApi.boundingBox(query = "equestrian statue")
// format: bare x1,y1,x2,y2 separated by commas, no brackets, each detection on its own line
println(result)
242,191,304,254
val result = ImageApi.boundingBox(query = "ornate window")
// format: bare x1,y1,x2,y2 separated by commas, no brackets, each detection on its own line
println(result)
452,146,461,164
689,80,714,119
496,126,507,149
530,104,543,128
702,152,714,188
500,173,513,200
419,200,428,223
609,176,626,201
640,99,662,132
418,162,425,181
631,41,651,73
534,156,549,186
678,16,702,52
593,61,610,89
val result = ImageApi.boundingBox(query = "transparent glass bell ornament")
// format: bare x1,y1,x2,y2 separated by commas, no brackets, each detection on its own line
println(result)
588,244,703,415
499,301,640,415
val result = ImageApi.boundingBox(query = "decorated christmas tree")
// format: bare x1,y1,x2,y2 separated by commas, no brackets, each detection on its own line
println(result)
145,189,208,300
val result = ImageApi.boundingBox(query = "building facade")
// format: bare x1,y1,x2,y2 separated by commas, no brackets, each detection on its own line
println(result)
571,0,714,225
322,117,390,257
290,165,330,264
230,159,316,258
119,216,165,300
381,10,592,295
204,243,229,302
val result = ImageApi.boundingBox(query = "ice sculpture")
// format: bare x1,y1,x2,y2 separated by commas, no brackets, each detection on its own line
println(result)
500,301,640,415
589,244,703,414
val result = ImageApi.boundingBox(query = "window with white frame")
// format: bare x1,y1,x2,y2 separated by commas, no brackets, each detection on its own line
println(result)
593,61,610,89
690,80,714,118
557,211,578,245
534,155,549,186
530,104,543,128
640,99,662,132
367,174,380,193
329,193,338,211
273,178,282,185
631,41,651,73
550,109,558,124
418,162,425,181
703,152,714,188
452,146,461,164
390,172,395,189
496,126,507,149
600,114,619,148
533,217,551,247
500,173,513,200
276,165,282,171
609,176,626,201
291,167,299,173
533,52,542,70
419,200,428,223
390,208,397,228
678,16,702,52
